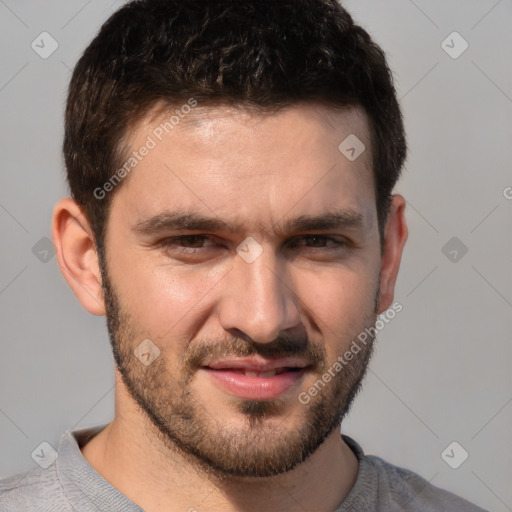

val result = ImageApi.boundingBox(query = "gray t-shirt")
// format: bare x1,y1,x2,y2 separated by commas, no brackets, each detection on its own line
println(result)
0,424,487,511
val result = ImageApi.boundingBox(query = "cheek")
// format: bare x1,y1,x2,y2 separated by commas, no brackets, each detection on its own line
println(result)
294,266,378,350
116,261,228,339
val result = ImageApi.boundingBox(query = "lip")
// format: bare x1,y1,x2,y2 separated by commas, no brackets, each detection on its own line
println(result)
200,357,309,400
204,356,308,372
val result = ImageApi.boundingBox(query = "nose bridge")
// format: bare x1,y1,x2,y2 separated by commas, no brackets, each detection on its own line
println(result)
218,244,300,343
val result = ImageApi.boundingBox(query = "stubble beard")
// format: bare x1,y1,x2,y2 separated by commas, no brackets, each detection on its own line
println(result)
101,261,378,479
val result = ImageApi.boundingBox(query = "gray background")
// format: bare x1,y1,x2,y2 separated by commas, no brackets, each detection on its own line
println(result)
1,1,511,510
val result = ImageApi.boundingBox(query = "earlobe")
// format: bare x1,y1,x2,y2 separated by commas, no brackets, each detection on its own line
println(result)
52,198,106,316
376,194,408,314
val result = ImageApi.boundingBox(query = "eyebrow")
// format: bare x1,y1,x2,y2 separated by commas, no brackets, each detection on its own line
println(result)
132,209,365,236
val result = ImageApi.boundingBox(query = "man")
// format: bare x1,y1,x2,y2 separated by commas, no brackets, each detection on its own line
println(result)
0,1,487,511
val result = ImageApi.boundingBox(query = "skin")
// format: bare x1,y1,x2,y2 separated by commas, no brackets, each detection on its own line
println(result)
52,103,408,512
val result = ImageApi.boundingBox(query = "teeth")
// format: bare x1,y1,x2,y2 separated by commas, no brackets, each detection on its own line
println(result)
243,369,277,377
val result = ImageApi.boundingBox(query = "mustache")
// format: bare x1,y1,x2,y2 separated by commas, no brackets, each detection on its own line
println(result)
181,333,327,372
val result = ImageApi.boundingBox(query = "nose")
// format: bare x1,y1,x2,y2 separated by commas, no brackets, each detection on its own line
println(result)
218,244,301,344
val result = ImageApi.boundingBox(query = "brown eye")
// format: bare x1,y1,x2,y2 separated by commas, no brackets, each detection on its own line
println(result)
159,235,216,251
176,236,209,248
289,235,346,248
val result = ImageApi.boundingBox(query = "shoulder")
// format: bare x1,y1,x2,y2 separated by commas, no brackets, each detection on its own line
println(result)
340,435,488,512
365,454,488,512
0,465,74,512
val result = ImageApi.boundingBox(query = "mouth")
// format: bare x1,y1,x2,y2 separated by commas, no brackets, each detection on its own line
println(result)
199,357,309,400
212,367,302,378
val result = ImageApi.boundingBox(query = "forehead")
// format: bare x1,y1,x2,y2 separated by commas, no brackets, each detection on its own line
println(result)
110,102,376,235
126,101,372,170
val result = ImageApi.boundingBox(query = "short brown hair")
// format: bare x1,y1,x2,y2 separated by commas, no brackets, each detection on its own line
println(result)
64,0,406,251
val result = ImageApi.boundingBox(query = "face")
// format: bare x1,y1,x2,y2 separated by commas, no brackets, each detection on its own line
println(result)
101,103,382,478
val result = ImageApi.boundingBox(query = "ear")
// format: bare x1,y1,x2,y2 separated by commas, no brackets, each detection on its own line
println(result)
376,194,408,314
52,198,106,316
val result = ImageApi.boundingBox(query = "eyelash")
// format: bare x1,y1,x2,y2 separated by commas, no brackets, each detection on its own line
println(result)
158,235,349,253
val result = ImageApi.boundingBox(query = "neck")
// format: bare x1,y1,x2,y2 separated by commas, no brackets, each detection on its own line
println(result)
80,386,359,512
